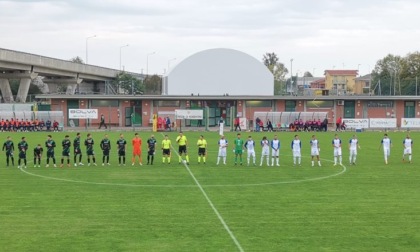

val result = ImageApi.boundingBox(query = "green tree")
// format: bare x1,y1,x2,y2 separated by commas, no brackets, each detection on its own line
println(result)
303,71,313,77
112,72,144,95
262,52,279,67
372,54,403,95
144,75,162,95
70,56,84,64
262,52,288,95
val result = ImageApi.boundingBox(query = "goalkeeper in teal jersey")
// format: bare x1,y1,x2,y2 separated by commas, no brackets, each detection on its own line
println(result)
233,133,244,165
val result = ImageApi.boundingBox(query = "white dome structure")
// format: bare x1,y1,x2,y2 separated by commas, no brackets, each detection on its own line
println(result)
165,48,274,95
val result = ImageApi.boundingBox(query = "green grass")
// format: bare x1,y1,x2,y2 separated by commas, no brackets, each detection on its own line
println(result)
1,130,420,251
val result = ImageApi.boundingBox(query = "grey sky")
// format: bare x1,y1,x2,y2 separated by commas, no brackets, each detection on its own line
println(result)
1,0,419,76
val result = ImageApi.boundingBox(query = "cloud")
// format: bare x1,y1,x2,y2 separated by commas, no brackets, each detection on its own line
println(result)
1,0,420,75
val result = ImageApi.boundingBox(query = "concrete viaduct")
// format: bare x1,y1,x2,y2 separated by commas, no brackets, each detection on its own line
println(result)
0,48,142,103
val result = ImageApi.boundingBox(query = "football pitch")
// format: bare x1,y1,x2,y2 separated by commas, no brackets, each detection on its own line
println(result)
1,130,419,251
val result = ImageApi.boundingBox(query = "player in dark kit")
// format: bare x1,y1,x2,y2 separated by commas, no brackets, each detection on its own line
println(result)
116,134,127,166
17,136,28,169
60,135,71,168
73,132,83,166
33,144,43,168
100,134,111,166
147,134,157,165
2,136,15,167
85,133,97,166
45,135,56,167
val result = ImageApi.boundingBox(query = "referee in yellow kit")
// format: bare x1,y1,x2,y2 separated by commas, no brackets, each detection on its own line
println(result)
176,131,189,164
197,135,207,164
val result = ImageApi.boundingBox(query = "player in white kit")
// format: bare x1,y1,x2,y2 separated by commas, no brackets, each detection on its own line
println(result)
332,134,342,166
310,135,321,167
217,135,228,165
379,133,392,165
402,134,413,163
260,136,270,166
291,135,301,166
244,136,256,166
271,135,280,166
348,134,360,165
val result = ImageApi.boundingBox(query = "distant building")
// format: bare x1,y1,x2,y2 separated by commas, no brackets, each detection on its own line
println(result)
354,74,372,95
324,70,358,95
296,77,324,89
310,78,326,89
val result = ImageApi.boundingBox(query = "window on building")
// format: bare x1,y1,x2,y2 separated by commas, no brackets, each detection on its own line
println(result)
245,100,272,107
404,101,415,118
285,100,296,111
153,100,180,107
91,100,119,107
307,100,334,108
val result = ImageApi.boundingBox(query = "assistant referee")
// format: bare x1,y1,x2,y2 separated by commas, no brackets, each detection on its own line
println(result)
197,135,207,164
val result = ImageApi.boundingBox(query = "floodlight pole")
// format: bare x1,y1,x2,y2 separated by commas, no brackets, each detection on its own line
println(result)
85,35,97,64
119,44,129,71
290,58,293,94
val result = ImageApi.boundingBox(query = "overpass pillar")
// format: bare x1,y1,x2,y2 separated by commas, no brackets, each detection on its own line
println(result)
16,72,38,102
0,78,14,102
16,78,31,102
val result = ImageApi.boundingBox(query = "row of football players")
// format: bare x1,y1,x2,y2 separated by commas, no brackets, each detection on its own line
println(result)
2,132,413,168
213,133,413,166
2,133,157,168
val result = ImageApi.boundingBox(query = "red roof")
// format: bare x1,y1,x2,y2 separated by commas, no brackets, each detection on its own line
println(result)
324,70,358,76
310,78,325,85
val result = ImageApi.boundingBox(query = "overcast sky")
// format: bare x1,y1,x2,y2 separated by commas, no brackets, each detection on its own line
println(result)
1,0,419,76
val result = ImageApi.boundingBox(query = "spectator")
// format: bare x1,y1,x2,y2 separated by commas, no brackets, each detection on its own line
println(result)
255,117,261,132
289,123,296,132
99,114,107,129
317,119,322,131
307,120,313,131
322,118,328,132
165,116,171,131
158,116,164,129
341,121,347,131
46,119,52,131
39,120,45,131
298,119,304,131
312,119,318,131
336,117,342,131
293,119,299,130
53,120,59,132
304,120,310,132
234,117,241,131
259,119,264,131
266,119,273,132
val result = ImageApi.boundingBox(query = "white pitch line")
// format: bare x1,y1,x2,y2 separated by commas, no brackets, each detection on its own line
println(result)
168,135,245,252
183,161,245,252
18,167,196,188
18,154,347,188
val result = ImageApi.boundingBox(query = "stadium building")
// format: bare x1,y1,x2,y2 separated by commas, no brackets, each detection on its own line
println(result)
0,48,419,130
